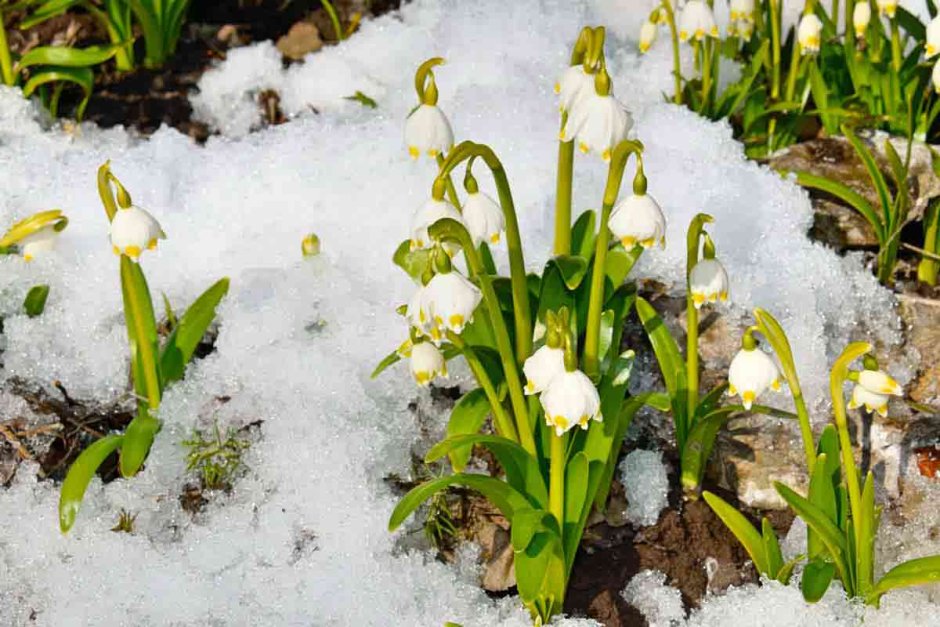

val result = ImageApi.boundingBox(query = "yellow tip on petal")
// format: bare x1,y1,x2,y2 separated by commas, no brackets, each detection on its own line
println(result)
112,245,121,256
742,390,756,409
771,379,782,392
124,245,141,258
578,142,590,154
639,237,655,248
490,233,501,244
554,82,561,94
408,146,420,159
448,314,465,329
601,149,611,161
692,293,706,307
147,238,157,250
23,254,33,262
728,384,737,395
679,30,689,41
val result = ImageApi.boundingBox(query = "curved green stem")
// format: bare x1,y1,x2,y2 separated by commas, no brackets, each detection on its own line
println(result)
0,9,15,87
429,218,536,456
583,140,644,378
684,214,713,417
436,142,532,363
447,331,519,443
662,0,683,104
768,0,782,150
889,18,901,74
554,114,574,255
701,40,713,115
550,432,566,526
436,154,462,209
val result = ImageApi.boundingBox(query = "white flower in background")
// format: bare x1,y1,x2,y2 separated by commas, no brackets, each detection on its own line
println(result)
847,385,890,416
462,191,505,245
689,258,729,308
410,341,447,386
678,0,718,42
798,14,823,55
406,285,438,341
523,345,566,395
737,20,754,39
18,225,60,261
110,205,165,260
876,0,897,18
639,20,658,53
857,369,903,396
608,192,666,250
854,2,872,38
539,369,602,436
728,347,781,410
555,65,595,115
927,16,940,56
409,198,463,251
404,104,454,159
933,60,940,93
423,271,482,335
729,0,755,23
560,91,633,161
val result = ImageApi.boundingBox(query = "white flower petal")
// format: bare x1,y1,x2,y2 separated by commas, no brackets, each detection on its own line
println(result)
523,346,566,395
110,205,165,260
404,104,454,159
409,198,463,251
540,369,602,436
678,0,718,42
689,258,730,308
462,192,505,246
728,347,780,409
410,342,447,386
857,369,902,396
608,193,666,250
423,271,482,335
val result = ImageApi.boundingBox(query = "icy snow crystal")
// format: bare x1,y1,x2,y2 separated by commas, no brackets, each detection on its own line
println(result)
622,570,685,626
620,449,669,527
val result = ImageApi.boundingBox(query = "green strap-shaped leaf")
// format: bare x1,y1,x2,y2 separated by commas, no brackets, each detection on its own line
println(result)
19,0,84,29
604,244,640,288
857,471,877,596
775,482,853,593
119,408,160,478
392,239,431,282
17,43,121,69
703,491,770,576
120,256,162,407
59,434,124,533
425,434,548,508
23,284,50,317
792,171,885,243
571,210,596,259
549,255,588,290
802,558,836,603
762,517,785,578
808,452,838,560
370,348,401,378
842,125,892,225
563,451,589,566
442,389,491,472
869,555,940,602
22,66,94,119
388,473,531,531
159,277,229,384
634,296,685,398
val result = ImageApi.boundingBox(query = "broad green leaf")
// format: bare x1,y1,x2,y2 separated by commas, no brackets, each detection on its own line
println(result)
59,434,124,533
443,389,491,472
802,559,836,603
17,43,121,69
609,350,636,387
808,452,838,559
479,241,497,276
703,491,770,575
763,517,785,577
510,508,559,552
22,66,94,119
392,239,430,282
19,0,83,29
895,7,926,41
118,410,160,478
550,254,589,290
563,451,589,565
571,210,596,259
635,296,685,397
604,244,640,288
869,555,940,601
388,473,531,531
515,525,567,619
425,434,548,508
23,284,50,317
775,482,852,590
159,277,229,384
120,256,162,409
842,125,892,224
589,393,658,511
857,471,877,596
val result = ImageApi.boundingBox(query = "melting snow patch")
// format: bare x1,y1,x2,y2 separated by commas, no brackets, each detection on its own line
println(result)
622,570,685,627
620,449,669,527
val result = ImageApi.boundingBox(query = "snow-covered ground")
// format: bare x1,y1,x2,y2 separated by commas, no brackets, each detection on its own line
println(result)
0,0,935,625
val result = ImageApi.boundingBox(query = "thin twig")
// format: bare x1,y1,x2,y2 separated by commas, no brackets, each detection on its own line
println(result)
902,242,940,262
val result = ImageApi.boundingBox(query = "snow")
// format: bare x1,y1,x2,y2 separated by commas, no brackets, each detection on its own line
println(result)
621,570,686,626
0,0,933,625
619,449,669,527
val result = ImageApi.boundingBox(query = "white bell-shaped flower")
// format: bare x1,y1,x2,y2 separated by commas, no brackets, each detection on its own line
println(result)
854,2,872,38
523,345,566,395
608,192,666,250
729,0,755,22
728,347,781,410
555,65,594,114
927,16,940,56
409,198,463,251
18,225,60,261
560,91,633,161
678,0,719,42
876,0,897,17
410,341,447,386
798,14,823,55
405,104,454,160
462,191,505,246
689,258,729,308
639,20,658,53
847,385,890,417
406,286,435,339
857,369,903,396
540,369,602,436
423,270,482,336
110,205,165,260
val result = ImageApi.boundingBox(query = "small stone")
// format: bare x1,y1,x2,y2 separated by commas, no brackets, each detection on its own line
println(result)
276,21,323,61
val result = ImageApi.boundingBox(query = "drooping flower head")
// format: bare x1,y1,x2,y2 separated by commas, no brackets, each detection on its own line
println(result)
639,20,658,53
876,0,898,18
847,385,890,417
110,205,165,260
410,341,447,386
608,190,666,250
728,342,781,410
927,16,940,57
854,2,872,38
422,270,482,336
540,369,602,436
462,173,505,246
689,258,729,308
405,57,454,159
797,14,823,55
678,0,719,42
524,345,566,395
856,368,903,396
555,64,595,114
0,209,69,262
409,198,463,251
729,0,755,23
560,69,633,161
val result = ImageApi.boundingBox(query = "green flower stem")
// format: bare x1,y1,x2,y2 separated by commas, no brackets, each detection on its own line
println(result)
830,342,871,561
554,116,574,256
447,331,519,442
917,202,939,285
435,142,532,363
845,0,855,44
321,0,345,41
436,154,462,209
701,39,713,113
662,0,683,104
889,18,902,74
768,0,782,150
429,217,537,456
97,162,119,222
583,140,644,378
686,299,699,421
0,9,15,87
550,432,567,526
